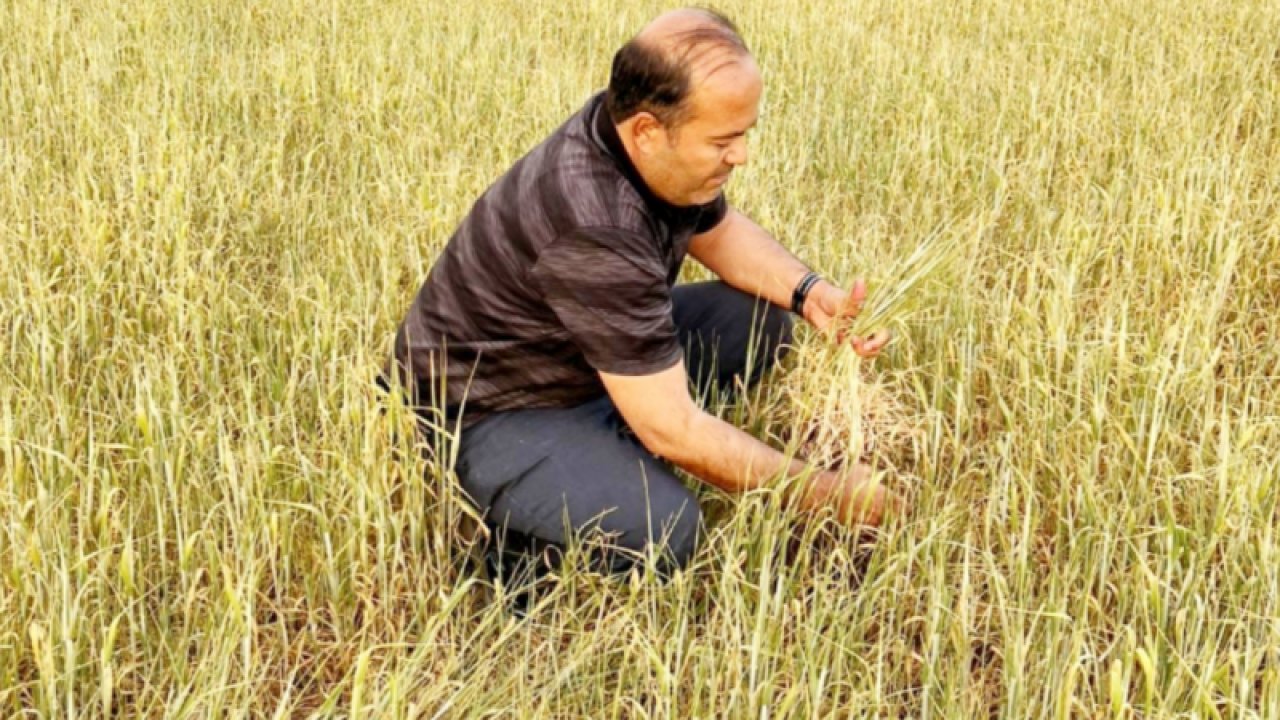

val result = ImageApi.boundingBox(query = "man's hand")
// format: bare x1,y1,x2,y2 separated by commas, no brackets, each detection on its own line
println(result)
809,464,897,528
801,279,891,359
599,362,902,528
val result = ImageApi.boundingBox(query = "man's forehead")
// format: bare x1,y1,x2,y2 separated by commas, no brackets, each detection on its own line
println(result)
686,45,752,86
688,58,761,110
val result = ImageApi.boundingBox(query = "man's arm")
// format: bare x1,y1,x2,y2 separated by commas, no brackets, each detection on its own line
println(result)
688,207,809,310
599,361,889,527
689,207,891,357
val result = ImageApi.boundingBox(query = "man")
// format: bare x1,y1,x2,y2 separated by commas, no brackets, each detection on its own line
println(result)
385,8,895,585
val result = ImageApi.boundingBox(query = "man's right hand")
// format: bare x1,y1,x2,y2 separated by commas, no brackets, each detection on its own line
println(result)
811,464,896,528
600,360,901,529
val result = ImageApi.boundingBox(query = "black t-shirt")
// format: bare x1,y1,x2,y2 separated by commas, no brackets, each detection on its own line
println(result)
390,92,727,427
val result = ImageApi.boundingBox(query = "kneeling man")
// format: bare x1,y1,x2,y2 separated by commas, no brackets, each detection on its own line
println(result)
386,8,896,583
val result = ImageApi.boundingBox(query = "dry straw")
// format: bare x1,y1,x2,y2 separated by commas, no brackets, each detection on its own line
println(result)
776,222,965,473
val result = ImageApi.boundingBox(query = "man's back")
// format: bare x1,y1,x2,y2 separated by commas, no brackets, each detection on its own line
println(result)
391,92,725,427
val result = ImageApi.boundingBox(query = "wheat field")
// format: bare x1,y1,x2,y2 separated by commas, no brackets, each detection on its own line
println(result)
2,0,1279,716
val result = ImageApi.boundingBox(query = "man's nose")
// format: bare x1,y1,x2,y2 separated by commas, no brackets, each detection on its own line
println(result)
726,136,749,167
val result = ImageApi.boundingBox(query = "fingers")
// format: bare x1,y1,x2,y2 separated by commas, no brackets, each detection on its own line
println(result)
850,278,867,307
823,280,892,358
837,465,887,527
838,278,868,318
831,279,868,340
854,329,891,358
840,329,891,358
838,464,907,529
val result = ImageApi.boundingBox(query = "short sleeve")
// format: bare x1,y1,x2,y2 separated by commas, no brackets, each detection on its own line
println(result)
694,193,728,233
530,228,683,376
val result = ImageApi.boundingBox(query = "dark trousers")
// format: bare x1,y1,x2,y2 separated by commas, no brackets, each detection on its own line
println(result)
454,281,794,582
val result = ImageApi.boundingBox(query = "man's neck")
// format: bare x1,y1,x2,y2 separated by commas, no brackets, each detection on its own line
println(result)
591,99,683,213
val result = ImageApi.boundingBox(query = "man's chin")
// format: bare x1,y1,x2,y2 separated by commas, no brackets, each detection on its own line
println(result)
689,187,724,206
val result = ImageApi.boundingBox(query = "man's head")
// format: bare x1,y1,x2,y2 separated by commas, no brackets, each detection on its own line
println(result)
606,9,761,207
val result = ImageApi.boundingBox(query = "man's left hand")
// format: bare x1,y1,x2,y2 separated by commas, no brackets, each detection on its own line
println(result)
802,279,891,359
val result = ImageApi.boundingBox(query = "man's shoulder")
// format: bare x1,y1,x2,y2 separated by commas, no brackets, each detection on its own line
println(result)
461,94,654,256
532,133,645,234
513,97,652,237
531,165,649,236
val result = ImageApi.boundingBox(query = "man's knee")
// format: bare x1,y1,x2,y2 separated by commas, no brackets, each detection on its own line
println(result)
607,482,702,576
659,492,702,572
759,301,795,364
738,299,793,386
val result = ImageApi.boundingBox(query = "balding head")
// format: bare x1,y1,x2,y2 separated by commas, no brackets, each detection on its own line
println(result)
605,8,752,128
606,9,761,207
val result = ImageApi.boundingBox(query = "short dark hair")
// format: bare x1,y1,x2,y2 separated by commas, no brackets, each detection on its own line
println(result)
604,10,749,128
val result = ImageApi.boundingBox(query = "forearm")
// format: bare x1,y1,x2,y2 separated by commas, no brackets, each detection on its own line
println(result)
659,409,839,513
693,209,812,310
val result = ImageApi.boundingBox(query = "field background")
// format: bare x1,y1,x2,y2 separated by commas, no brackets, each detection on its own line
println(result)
3,0,1279,716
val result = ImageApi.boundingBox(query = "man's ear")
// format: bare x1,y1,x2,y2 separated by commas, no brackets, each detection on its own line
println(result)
628,112,667,155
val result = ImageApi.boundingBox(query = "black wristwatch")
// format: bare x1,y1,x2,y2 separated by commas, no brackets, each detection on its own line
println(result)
791,271,822,315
